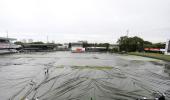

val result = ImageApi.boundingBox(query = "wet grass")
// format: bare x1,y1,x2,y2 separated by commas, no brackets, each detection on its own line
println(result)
129,52,170,62
71,66,113,70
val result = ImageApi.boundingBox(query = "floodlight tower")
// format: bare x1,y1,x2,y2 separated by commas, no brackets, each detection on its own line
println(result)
126,29,129,37
6,30,8,38
46,35,49,43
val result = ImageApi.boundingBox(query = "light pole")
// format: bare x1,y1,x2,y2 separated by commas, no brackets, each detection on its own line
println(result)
6,30,8,38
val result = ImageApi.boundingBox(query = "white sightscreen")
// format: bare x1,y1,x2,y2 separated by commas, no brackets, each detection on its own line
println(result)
168,40,170,52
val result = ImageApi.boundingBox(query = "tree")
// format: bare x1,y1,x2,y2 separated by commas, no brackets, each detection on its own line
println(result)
117,36,129,52
131,36,144,52
144,41,152,45
117,36,144,52
104,43,110,51
14,41,24,45
30,41,44,44
143,41,153,48
82,42,88,48
153,43,165,48
68,43,71,48
143,41,166,49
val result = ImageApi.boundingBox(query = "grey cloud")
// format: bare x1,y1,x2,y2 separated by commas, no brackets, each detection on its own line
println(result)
0,0,170,43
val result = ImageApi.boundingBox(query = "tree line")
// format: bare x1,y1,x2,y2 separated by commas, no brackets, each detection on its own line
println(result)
117,36,165,52
14,36,165,52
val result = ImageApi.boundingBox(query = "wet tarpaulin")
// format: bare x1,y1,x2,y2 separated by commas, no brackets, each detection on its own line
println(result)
0,52,169,100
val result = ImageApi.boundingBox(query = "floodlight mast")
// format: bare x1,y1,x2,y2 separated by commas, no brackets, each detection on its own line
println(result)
126,29,129,37
6,30,8,38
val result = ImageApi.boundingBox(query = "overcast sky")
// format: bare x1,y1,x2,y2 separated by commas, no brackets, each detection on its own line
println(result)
0,0,170,43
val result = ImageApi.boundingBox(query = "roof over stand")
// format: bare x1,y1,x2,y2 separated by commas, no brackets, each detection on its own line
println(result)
0,37,16,41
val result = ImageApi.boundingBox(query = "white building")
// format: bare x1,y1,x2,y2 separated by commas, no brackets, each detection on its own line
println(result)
21,39,27,43
71,42,85,53
57,43,69,50
28,39,33,43
0,37,20,54
165,39,170,55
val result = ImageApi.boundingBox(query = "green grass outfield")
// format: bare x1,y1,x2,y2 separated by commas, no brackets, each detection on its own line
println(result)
128,52,170,62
